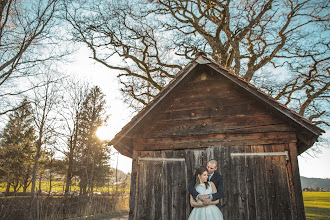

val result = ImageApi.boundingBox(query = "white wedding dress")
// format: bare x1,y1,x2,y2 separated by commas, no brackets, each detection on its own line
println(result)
188,182,224,220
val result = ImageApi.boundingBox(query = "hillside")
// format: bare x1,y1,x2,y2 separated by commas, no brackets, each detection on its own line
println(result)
301,176,330,190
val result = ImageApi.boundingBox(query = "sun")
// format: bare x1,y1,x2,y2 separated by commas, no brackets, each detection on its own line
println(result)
96,126,114,140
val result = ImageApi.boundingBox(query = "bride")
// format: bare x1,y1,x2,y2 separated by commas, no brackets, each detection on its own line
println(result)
188,167,224,220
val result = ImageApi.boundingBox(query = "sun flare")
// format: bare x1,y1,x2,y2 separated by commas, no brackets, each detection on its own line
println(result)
96,126,114,140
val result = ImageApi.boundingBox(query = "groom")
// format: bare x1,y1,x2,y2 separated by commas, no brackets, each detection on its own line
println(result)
188,159,224,210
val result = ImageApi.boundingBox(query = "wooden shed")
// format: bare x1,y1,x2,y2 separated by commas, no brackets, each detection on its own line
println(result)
111,54,324,220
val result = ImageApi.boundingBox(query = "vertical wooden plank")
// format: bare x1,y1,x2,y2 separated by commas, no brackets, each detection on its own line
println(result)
144,151,153,219
182,149,190,220
128,151,139,220
184,149,193,217
282,143,294,220
146,151,155,219
186,148,204,176
285,143,298,220
136,152,147,219
289,142,306,220
273,144,292,219
252,145,269,220
264,144,276,220
229,145,238,220
270,144,283,220
161,150,171,220
172,150,187,220
152,151,163,219
163,150,174,220
215,145,229,219
245,145,256,220
230,145,247,220
205,147,215,162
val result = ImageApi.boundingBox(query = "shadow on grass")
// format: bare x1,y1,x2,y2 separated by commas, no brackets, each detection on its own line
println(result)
67,210,129,220
305,206,330,220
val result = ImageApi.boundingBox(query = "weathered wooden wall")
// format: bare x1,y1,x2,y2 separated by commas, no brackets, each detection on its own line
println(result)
129,145,304,220
134,68,296,151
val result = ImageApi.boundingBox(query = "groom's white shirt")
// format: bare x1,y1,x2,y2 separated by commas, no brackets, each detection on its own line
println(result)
208,171,214,181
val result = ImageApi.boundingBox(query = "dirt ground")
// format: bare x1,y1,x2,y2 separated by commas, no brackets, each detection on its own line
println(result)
101,214,128,220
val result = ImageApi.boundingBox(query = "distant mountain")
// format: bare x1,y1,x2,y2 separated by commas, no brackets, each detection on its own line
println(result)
300,176,330,189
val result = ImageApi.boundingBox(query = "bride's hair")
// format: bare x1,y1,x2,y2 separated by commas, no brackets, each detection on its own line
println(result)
195,166,209,189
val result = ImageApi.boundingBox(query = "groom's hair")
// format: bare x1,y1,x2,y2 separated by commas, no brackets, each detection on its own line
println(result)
208,159,217,167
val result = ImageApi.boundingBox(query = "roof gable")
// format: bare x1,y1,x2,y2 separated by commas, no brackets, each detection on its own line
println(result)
111,55,324,158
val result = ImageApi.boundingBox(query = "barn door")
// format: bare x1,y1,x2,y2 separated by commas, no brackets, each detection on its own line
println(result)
214,144,297,220
131,150,190,220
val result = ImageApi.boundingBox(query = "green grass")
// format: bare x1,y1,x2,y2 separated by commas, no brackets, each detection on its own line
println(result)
303,192,330,220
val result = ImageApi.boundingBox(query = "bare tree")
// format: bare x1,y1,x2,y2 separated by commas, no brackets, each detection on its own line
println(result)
29,70,64,197
64,0,183,110
65,0,329,127
151,0,330,124
0,0,68,115
57,78,90,195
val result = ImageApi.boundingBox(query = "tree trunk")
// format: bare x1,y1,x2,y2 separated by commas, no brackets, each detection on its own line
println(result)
88,159,95,197
65,136,75,195
13,181,19,193
65,115,79,195
31,138,42,197
49,169,52,194
22,166,31,193
79,174,87,195
5,182,11,195
38,172,43,193
23,184,29,193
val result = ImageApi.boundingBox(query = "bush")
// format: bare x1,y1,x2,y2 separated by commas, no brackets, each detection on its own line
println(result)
0,193,129,220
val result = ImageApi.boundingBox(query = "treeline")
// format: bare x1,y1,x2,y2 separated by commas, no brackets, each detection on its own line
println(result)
303,187,329,192
301,176,330,191
0,82,115,197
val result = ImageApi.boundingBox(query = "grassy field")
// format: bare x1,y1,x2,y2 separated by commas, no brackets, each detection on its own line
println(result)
303,192,330,220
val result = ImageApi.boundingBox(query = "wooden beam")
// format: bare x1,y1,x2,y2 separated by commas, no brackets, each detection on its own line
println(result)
138,157,185,164
230,151,289,160
134,132,297,151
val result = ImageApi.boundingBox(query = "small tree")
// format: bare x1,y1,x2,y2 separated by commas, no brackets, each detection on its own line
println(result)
75,86,110,195
0,99,36,194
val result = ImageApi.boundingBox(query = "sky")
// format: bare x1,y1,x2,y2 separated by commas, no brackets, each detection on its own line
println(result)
66,47,330,179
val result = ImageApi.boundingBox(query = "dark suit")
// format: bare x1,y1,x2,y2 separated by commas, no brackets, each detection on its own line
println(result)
188,171,224,210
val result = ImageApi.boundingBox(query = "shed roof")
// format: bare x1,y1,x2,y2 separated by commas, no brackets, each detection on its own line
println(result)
110,54,324,158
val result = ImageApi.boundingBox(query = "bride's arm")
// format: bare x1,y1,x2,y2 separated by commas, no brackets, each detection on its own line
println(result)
190,195,207,207
203,182,219,205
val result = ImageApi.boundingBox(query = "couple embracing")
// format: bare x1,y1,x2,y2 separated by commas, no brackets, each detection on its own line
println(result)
188,159,224,220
